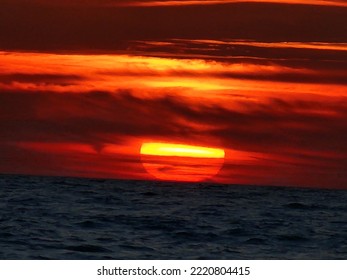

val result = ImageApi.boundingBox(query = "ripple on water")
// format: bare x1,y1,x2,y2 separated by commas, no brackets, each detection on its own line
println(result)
0,174,347,259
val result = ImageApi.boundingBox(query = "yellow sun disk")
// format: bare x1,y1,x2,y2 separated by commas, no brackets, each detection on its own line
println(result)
140,143,225,159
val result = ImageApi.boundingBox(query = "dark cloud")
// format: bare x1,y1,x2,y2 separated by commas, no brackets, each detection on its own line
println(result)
143,95,347,155
1,89,347,155
0,90,189,145
1,2,347,51
211,99,347,154
130,40,347,62
0,73,84,85
0,141,147,180
213,69,347,85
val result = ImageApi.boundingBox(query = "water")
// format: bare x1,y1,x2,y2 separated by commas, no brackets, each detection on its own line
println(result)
0,174,346,259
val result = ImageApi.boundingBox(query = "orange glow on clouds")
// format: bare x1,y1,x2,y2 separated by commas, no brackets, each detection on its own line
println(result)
183,39,347,52
1,50,346,101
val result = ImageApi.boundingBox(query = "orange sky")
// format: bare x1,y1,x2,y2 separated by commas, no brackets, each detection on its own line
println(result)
1,0,347,188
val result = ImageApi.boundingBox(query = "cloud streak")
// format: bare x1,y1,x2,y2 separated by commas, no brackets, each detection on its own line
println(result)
120,0,347,7
6,0,347,7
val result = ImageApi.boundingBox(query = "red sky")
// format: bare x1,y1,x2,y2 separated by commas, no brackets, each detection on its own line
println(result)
1,0,347,188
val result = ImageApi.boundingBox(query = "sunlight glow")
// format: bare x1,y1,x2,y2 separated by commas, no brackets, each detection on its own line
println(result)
140,142,225,159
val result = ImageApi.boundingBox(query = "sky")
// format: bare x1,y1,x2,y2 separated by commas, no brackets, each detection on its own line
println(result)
0,0,347,188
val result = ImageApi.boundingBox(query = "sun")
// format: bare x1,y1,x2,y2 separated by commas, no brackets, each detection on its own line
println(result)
140,142,225,182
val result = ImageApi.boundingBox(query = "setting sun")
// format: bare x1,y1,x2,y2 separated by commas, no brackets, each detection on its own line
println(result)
140,142,225,159
140,142,225,182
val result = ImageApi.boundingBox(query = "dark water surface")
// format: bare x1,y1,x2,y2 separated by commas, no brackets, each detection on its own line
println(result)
0,174,347,259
